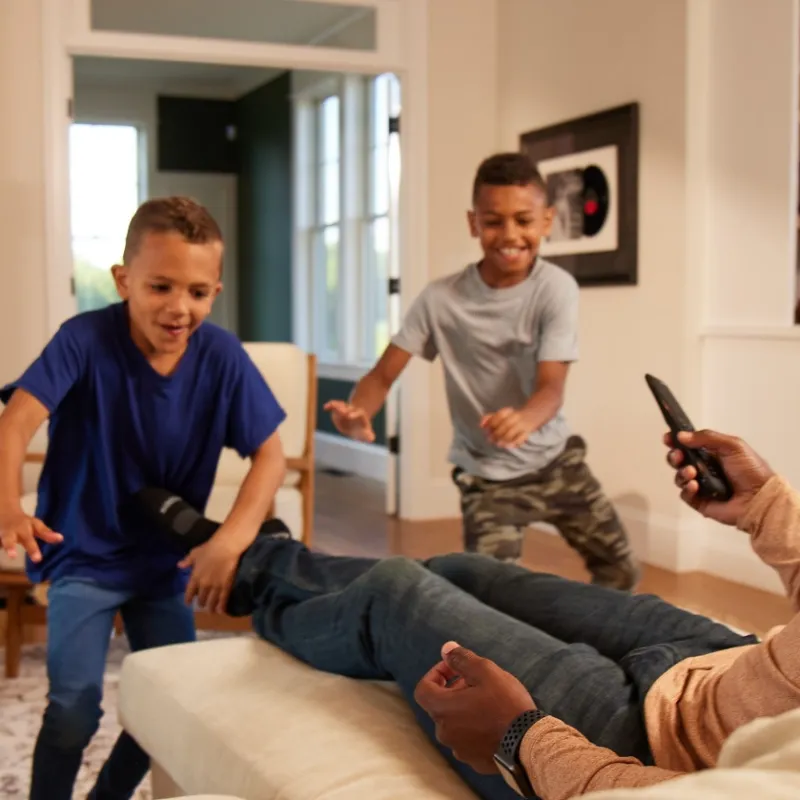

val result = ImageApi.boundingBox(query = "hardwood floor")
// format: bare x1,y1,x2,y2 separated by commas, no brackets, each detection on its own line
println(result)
314,469,793,638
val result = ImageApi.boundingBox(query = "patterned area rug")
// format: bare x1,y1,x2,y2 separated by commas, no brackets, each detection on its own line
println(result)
0,631,246,799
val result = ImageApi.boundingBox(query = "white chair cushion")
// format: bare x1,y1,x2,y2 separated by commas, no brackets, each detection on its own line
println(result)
205,485,303,541
119,637,479,800
213,447,301,489
243,342,310,461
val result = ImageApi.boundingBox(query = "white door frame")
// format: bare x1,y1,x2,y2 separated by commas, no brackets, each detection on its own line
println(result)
40,0,433,521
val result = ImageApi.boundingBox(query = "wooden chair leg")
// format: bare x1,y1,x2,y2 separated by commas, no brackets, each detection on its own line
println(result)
113,613,124,637
5,586,24,679
302,469,314,547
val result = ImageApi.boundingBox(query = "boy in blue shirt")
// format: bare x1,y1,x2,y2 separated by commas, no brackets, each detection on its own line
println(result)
326,153,638,590
0,197,287,800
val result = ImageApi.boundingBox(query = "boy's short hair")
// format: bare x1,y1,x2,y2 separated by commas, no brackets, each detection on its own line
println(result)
472,153,547,204
122,196,223,265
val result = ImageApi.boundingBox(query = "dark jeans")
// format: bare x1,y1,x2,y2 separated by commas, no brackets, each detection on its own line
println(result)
235,539,757,800
29,578,196,800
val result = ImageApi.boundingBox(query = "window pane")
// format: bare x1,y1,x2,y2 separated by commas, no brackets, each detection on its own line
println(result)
320,95,340,164
370,74,390,150
321,161,340,224
370,144,389,216
70,124,139,240
69,123,140,312
313,225,340,358
362,216,389,361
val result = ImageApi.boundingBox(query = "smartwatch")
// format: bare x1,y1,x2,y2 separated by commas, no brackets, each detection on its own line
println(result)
493,709,549,798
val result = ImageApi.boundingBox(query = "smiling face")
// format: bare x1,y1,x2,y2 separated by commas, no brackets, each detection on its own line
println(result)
112,231,222,362
468,183,553,288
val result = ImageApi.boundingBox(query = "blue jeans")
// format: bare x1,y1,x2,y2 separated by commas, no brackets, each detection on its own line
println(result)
29,578,196,800
235,539,757,800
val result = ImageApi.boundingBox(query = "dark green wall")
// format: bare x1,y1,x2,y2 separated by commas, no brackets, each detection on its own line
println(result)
236,71,293,342
235,74,385,447
317,378,387,446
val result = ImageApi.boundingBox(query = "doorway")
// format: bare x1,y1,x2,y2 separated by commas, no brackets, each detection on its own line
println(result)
44,0,427,521
68,51,402,517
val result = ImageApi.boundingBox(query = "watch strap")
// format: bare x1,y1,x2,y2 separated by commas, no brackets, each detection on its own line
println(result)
498,709,549,763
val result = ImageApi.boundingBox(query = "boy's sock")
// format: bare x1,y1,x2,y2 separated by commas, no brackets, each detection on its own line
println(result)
134,487,220,552
133,487,292,553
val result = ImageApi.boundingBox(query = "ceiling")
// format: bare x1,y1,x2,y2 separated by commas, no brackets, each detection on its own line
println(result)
90,0,374,48
74,57,287,99
77,0,375,97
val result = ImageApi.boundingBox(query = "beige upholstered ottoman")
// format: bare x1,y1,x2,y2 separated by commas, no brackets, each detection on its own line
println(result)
119,637,479,800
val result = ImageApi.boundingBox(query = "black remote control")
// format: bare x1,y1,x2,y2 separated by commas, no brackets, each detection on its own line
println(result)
645,374,734,502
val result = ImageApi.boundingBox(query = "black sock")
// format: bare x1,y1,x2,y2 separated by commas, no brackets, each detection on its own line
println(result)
134,488,220,552
133,487,294,555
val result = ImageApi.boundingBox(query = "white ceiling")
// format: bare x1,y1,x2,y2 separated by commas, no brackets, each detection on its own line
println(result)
77,0,374,97
74,57,287,99
90,0,374,47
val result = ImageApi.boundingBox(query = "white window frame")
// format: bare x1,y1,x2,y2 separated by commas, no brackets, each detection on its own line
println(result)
292,71,397,381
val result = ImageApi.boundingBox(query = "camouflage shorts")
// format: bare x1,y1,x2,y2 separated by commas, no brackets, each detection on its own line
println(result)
452,436,639,590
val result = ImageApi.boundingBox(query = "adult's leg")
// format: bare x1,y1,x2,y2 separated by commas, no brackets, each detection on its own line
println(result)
29,578,122,800
425,552,757,694
235,537,651,797
88,593,197,800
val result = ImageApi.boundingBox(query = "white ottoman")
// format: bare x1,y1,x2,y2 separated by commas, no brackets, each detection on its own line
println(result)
119,637,478,800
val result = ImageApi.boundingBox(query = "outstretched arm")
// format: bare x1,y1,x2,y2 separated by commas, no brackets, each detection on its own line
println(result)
324,345,412,443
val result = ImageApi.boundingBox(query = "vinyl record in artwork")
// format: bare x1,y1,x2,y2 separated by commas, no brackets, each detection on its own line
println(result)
537,144,618,257
580,164,609,237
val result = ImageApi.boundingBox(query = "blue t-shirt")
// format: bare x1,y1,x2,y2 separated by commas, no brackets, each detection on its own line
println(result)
0,302,286,595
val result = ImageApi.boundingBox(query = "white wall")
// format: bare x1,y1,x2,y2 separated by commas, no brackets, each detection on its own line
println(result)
695,0,799,593
497,0,692,571
494,0,799,594
0,0,49,383
410,0,500,516
73,77,240,333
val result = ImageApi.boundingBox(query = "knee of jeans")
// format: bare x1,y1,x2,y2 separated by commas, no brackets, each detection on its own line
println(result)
41,689,102,750
362,556,427,596
426,552,499,585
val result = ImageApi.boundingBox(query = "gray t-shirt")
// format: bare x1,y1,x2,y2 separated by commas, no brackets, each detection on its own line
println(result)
392,259,579,480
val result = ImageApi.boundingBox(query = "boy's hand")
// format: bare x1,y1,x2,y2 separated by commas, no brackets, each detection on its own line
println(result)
0,511,63,563
480,407,537,449
179,532,244,614
324,400,376,443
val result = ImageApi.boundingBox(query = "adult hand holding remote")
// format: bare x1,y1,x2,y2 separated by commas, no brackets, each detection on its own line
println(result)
664,429,774,526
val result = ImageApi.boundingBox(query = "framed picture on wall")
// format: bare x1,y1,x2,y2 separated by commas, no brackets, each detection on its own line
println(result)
520,102,639,287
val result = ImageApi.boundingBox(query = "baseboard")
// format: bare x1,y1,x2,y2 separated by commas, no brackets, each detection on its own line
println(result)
697,524,784,595
614,502,784,595
314,431,388,482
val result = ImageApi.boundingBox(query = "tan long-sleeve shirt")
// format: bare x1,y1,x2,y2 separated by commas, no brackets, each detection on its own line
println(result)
519,475,800,800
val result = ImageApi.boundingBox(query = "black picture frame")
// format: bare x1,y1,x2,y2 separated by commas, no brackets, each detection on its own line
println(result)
520,102,639,287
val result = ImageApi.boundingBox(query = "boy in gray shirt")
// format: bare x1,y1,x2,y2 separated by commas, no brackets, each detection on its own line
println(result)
326,153,638,590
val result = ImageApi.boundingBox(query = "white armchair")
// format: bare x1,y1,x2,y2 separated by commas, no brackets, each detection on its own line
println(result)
204,342,317,546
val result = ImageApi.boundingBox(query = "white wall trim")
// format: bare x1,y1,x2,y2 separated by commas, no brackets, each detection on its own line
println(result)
317,362,369,382
314,431,387,481
701,325,800,341
396,0,431,521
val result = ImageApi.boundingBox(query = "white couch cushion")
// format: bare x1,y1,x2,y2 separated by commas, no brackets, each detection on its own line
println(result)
119,637,478,799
